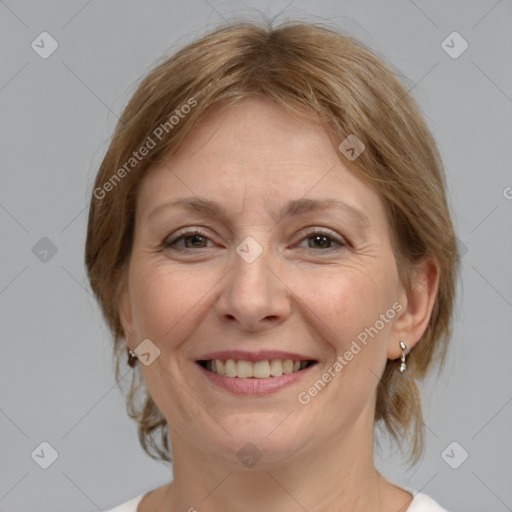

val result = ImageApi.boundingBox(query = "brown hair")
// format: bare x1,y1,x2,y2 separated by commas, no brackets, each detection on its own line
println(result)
85,20,460,467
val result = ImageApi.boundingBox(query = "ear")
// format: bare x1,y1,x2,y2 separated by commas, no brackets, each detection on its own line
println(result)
387,257,440,359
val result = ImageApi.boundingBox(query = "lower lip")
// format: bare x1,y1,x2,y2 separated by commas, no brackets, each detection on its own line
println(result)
196,362,316,395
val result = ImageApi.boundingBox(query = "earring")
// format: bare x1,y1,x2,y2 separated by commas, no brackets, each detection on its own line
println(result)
127,347,138,367
399,341,407,373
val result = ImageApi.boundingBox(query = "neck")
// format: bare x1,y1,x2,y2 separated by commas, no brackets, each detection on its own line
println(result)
159,411,404,512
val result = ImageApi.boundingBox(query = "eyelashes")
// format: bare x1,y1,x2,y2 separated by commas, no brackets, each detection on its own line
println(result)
162,227,349,252
163,228,212,249
300,228,349,250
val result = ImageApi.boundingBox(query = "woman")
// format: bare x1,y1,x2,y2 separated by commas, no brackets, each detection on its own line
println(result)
85,20,460,512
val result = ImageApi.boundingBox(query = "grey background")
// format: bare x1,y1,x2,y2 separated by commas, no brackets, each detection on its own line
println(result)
1,1,511,511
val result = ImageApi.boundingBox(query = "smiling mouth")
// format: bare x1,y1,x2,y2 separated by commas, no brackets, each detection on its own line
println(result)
197,359,317,378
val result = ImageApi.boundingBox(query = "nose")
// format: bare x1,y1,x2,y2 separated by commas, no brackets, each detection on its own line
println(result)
215,239,292,332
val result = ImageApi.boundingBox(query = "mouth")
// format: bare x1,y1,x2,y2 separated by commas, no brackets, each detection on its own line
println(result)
197,358,317,378
194,352,319,395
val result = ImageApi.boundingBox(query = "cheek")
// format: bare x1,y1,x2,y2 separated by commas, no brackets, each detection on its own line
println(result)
128,258,215,345
292,260,398,394
299,265,392,340
299,270,396,404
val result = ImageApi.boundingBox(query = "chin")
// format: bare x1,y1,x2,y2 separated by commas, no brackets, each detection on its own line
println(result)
205,413,311,470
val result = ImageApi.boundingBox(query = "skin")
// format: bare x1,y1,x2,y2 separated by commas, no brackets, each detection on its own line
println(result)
119,97,439,512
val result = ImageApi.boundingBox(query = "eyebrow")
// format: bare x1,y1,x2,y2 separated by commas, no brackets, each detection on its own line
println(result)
147,196,371,228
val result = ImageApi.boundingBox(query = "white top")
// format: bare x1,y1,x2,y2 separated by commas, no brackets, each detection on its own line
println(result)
103,482,451,512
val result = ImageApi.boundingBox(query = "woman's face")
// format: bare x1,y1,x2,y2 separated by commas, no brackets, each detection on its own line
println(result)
119,97,412,468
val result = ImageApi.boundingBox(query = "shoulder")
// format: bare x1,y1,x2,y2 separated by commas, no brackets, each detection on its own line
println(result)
388,479,451,512
102,492,146,512
101,489,451,512
407,491,452,512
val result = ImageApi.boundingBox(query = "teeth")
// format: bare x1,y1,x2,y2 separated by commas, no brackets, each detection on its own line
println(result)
216,360,225,375
225,359,237,377
269,359,283,377
283,360,294,374
253,361,270,378
237,360,253,378
204,359,311,378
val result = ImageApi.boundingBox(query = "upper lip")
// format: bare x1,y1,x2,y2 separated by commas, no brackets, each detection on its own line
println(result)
195,350,317,363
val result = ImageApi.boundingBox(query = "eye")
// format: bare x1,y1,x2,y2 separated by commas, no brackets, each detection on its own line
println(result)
296,228,348,251
163,228,214,250
162,227,348,252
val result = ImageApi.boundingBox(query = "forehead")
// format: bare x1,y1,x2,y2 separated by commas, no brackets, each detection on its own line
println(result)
168,97,337,167
135,98,388,231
